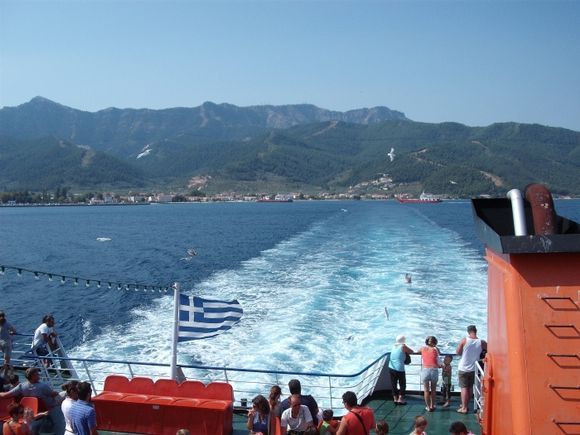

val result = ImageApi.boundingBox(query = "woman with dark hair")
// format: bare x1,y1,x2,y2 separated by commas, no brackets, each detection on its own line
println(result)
247,394,270,434
420,335,441,412
61,380,79,434
268,385,281,416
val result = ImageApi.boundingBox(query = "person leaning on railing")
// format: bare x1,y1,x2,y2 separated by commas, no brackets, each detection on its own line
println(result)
388,335,414,405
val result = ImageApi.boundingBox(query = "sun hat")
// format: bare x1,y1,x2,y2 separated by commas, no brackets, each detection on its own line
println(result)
396,335,406,345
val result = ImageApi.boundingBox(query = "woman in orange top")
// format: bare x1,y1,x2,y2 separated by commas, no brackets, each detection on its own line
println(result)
3,403,31,435
420,336,441,412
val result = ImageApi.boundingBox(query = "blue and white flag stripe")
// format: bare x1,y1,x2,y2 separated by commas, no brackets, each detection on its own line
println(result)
178,295,243,341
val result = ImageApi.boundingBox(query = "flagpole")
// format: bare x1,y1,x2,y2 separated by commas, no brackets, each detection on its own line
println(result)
170,282,180,380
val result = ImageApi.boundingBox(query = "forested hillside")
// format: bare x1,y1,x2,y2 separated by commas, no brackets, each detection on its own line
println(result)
1,98,579,196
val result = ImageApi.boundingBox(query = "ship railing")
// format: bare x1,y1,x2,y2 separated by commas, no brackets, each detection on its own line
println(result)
473,360,485,415
13,351,388,416
8,333,79,388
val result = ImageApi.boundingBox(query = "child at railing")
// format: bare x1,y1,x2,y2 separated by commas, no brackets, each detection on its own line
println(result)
440,355,453,408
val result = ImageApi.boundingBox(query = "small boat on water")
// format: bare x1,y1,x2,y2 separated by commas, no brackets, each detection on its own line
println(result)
396,192,442,203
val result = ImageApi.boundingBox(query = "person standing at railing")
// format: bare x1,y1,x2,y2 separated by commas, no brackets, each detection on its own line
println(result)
455,325,486,414
420,336,441,412
0,310,17,373
336,391,375,435
32,315,58,367
388,335,414,405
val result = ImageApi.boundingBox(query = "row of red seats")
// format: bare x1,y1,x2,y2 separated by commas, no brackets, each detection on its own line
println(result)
92,375,233,435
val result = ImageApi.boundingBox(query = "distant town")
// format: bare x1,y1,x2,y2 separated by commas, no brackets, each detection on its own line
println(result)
0,190,404,206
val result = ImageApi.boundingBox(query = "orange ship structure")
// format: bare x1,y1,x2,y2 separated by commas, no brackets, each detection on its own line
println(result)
472,184,580,435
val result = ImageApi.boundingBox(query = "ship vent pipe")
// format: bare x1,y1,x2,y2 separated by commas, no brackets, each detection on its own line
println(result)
524,184,557,235
507,189,528,236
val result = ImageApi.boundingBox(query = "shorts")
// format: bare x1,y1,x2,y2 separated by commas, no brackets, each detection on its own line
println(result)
0,340,11,360
421,368,439,384
458,370,475,388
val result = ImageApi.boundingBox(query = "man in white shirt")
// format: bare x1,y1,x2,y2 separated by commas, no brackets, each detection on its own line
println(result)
280,394,313,435
456,325,487,413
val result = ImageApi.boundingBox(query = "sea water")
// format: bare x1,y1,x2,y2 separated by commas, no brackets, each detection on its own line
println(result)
1,200,579,376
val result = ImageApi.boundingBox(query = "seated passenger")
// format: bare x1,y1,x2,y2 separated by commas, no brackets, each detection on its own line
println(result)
336,391,375,435
269,385,282,416
375,419,389,435
247,394,270,435
3,403,31,435
281,394,313,435
410,416,428,435
278,379,319,426
318,409,339,435
448,421,474,435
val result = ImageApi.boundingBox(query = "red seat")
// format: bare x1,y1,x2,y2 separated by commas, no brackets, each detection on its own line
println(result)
177,380,205,398
20,397,39,415
154,378,179,397
127,376,155,394
103,375,130,392
94,376,233,435
205,382,234,401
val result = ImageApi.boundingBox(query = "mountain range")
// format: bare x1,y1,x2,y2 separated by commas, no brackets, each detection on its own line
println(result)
1,97,579,196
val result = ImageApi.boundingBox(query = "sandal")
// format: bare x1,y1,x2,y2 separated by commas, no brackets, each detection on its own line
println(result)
456,408,468,414
425,406,431,412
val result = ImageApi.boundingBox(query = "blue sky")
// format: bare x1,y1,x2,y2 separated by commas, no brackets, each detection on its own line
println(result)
1,0,579,130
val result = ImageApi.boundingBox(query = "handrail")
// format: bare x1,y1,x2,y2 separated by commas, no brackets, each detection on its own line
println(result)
19,352,390,378
16,352,389,415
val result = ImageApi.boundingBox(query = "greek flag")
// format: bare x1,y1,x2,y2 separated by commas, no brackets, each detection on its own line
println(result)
178,294,243,341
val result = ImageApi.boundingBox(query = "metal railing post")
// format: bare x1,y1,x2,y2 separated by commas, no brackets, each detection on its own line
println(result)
82,360,97,393
328,376,333,410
